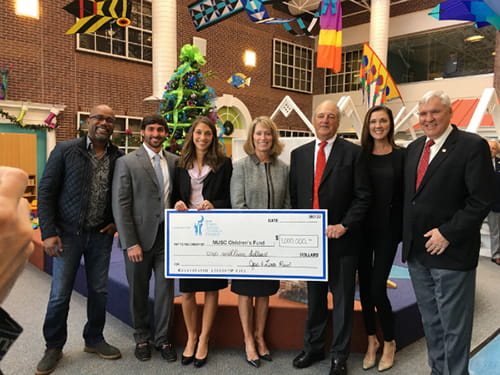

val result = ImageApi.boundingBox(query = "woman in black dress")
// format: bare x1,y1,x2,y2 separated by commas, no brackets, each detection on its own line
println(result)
172,116,232,368
358,106,404,372
230,117,290,368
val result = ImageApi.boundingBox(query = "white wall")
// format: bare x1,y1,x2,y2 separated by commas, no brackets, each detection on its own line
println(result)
315,74,494,134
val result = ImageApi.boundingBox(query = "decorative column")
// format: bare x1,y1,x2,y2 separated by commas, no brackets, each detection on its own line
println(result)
150,0,177,99
369,0,390,64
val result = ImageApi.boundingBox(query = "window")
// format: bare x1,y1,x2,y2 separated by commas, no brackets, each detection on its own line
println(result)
279,130,313,137
324,24,496,94
78,113,142,154
77,0,152,63
388,24,495,83
324,46,363,94
273,39,313,94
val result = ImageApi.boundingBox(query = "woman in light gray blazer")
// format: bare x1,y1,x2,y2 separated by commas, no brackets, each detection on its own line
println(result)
230,116,290,368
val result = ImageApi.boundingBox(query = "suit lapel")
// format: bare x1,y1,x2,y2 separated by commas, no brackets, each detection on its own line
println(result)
137,146,162,191
408,137,425,197
302,141,315,184
416,127,458,192
320,137,342,185
162,150,176,179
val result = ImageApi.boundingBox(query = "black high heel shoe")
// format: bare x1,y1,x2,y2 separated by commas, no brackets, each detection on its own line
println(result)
247,358,261,368
181,340,198,365
193,340,208,368
244,342,261,368
259,352,272,361
182,354,195,365
193,355,207,368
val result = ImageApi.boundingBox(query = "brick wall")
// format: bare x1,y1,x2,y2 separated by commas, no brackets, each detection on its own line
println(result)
177,6,315,132
1,1,157,141
1,1,317,139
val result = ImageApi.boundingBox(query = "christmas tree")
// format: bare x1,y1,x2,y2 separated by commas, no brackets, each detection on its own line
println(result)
159,44,217,155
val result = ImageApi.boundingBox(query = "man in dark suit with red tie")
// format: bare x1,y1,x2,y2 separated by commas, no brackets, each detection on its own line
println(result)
290,100,371,375
403,90,495,375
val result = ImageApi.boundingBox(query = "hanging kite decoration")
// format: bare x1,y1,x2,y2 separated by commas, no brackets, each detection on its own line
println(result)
316,0,342,72
241,0,295,24
187,0,318,36
227,73,251,88
63,0,132,34
359,43,403,107
429,0,500,30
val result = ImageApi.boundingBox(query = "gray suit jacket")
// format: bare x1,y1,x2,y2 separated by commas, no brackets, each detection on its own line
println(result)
112,145,178,252
231,154,290,209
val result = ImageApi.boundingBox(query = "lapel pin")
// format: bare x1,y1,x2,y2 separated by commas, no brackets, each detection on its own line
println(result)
441,149,447,152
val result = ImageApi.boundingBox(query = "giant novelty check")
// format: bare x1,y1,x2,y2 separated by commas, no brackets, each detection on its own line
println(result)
165,209,328,281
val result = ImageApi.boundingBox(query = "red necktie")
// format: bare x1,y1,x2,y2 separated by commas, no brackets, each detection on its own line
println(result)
416,139,435,189
313,141,327,209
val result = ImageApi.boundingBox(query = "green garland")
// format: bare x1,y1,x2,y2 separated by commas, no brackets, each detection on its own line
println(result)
0,108,53,131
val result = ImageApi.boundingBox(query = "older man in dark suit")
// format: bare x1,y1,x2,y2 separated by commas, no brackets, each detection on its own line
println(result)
403,90,495,375
112,114,178,363
290,100,371,375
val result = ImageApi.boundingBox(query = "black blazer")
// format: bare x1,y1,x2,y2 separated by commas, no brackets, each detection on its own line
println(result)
289,138,371,258
402,125,495,270
172,157,232,208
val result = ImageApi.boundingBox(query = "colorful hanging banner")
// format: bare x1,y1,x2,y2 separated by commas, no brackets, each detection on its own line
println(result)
359,42,403,106
316,0,342,73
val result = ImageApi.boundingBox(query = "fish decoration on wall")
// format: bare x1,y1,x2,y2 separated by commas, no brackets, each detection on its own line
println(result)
227,73,251,88
63,0,132,34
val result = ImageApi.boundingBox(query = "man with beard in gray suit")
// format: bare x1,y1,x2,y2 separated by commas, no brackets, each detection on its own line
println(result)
112,114,178,363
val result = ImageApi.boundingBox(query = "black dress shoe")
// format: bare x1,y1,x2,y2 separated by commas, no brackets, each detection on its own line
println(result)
259,352,272,361
157,343,177,362
329,359,347,375
135,342,151,361
292,350,325,369
194,355,207,368
247,358,261,368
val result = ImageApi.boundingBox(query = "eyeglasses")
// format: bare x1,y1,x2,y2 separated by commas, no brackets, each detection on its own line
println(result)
89,115,115,123
316,113,338,121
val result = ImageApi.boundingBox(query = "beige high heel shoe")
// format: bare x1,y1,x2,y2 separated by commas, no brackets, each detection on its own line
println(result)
378,340,396,372
363,335,380,370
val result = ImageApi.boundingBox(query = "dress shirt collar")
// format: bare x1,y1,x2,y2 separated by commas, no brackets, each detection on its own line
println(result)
316,135,337,148
142,143,163,160
86,136,109,152
426,124,452,151
426,124,453,161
